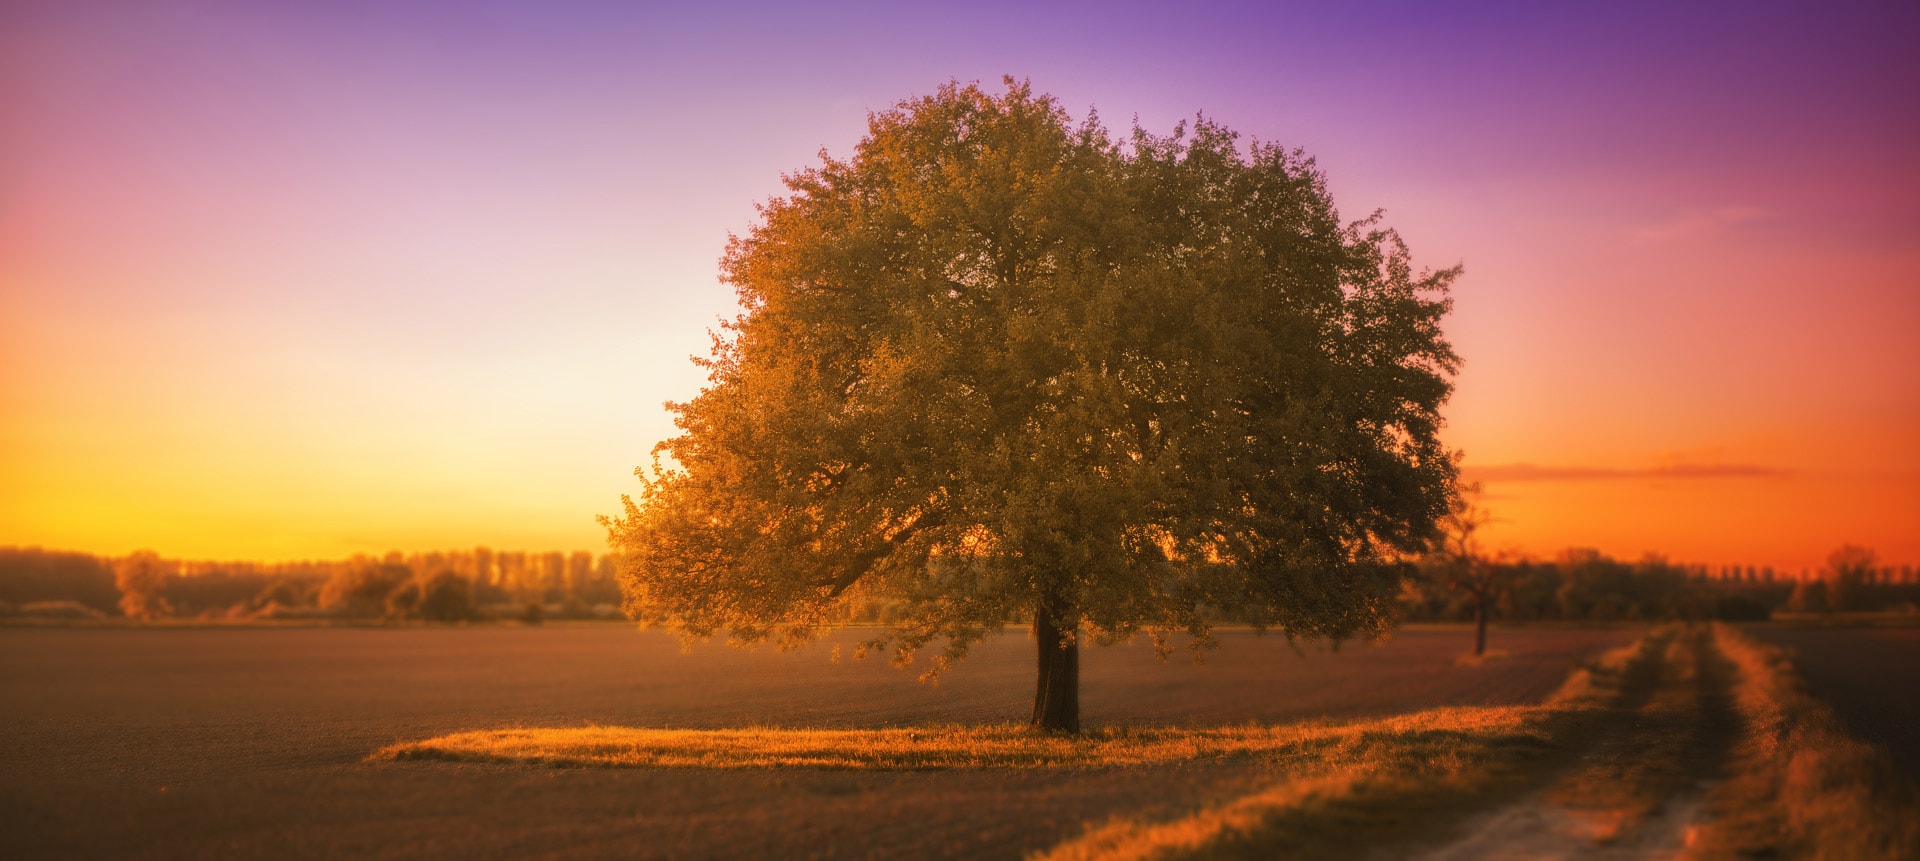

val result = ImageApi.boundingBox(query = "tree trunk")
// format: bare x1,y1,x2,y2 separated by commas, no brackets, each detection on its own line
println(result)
1473,599,1488,657
1031,596,1080,733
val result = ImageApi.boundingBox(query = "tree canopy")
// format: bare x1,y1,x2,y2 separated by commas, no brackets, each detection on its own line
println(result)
606,79,1460,731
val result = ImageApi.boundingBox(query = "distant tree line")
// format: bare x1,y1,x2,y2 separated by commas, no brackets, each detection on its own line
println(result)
0,546,625,623
1401,544,1918,625
3,542,1910,626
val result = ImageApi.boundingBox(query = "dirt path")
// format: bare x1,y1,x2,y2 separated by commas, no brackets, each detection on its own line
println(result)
1407,627,1740,861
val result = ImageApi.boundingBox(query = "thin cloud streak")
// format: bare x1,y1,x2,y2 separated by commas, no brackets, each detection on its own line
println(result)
1633,206,1775,243
1466,462,1789,483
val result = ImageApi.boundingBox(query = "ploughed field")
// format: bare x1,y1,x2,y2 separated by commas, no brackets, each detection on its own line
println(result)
0,625,1634,859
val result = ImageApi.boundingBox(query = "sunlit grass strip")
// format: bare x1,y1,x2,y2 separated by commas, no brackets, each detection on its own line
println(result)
377,634,1650,773
1033,732,1543,861
1689,624,1919,860
378,627,1650,774
1041,771,1370,861
376,634,1661,861
373,707,1541,771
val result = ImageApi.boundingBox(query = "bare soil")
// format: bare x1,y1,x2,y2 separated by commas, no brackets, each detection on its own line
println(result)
0,624,1635,860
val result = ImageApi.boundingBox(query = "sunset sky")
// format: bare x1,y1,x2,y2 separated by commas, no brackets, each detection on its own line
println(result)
3,1,1915,572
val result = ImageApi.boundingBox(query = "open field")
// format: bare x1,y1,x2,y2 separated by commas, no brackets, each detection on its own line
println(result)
1,624,1633,859
10,622,1911,859
367,624,1920,859
1684,625,1918,860
1746,624,1920,779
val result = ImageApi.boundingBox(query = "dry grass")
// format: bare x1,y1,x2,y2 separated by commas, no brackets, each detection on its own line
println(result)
1038,770,1374,861
378,707,1574,861
1030,725,1552,861
373,630,1660,861
373,628,1650,774
374,708,1544,771
1037,632,1658,861
370,631,1687,861
375,632,1661,861
1688,623,1920,860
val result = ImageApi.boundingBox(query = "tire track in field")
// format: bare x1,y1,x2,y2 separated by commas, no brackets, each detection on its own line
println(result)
1409,626,1739,860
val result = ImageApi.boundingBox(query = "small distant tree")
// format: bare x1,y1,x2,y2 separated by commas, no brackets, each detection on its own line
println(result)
1823,544,1876,612
1787,577,1830,614
1426,484,1503,656
606,79,1459,732
114,550,174,620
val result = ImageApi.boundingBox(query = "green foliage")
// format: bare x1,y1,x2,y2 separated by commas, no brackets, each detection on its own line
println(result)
607,79,1460,673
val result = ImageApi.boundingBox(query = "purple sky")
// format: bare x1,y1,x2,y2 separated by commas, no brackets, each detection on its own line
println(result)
3,0,1915,568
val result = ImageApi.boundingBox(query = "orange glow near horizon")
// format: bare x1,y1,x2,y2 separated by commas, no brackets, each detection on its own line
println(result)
2,3,1915,570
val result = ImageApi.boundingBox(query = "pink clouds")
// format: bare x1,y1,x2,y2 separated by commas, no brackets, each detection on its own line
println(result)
1633,206,1777,243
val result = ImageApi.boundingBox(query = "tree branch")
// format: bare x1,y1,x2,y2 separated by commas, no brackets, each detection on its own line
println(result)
820,511,948,598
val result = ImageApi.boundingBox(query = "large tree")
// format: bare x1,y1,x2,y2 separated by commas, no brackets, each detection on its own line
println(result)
606,79,1459,732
